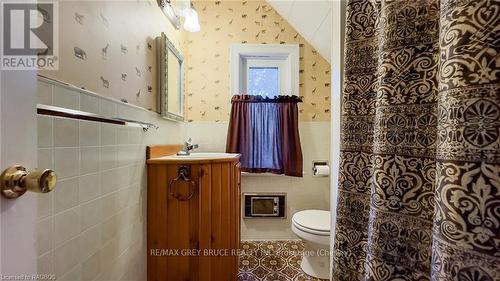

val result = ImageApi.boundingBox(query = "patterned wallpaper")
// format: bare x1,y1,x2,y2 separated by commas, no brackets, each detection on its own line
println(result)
39,0,187,112
185,0,331,122
39,0,331,122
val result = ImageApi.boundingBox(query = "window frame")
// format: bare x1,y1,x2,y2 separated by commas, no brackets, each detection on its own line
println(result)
230,44,299,96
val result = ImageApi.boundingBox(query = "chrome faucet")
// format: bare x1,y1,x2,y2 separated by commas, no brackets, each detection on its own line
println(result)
177,138,199,156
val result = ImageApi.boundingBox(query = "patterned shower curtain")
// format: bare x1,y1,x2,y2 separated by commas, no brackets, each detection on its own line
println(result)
333,0,499,281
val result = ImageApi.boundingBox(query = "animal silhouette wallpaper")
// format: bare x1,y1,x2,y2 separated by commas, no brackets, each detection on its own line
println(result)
39,0,187,111
40,0,331,122
186,0,331,122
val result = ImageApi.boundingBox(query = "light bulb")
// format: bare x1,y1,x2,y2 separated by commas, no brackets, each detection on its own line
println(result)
182,8,200,32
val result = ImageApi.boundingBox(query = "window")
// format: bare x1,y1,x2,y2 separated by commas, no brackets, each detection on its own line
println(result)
248,66,279,97
230,44,299,96
227,44,303,177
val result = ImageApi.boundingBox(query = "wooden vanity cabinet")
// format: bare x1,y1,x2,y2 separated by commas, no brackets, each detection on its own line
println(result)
146,146,241,281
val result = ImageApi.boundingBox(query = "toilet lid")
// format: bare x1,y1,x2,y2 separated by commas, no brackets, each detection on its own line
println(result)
292,210,330,232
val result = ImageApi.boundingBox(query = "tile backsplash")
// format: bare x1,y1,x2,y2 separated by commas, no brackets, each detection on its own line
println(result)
35,77,186,280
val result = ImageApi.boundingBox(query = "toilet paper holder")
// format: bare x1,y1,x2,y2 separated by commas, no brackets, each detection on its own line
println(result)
312,160,329,177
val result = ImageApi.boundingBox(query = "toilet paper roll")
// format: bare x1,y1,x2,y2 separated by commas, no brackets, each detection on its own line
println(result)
313,165,330,177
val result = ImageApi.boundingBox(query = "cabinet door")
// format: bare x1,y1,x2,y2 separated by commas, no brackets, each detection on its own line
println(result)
168,164,201,281
198,163,212,280
232,162,242,279
147,164,168,281
148,164,201,281
198,161,241,281
148,161,240,281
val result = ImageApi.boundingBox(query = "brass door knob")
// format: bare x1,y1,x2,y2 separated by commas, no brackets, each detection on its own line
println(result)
0,165,57,199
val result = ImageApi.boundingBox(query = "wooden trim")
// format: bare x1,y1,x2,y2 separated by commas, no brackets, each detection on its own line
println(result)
146,145,184,159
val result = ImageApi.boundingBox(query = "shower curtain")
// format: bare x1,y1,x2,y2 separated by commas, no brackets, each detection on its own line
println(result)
333,0,499,281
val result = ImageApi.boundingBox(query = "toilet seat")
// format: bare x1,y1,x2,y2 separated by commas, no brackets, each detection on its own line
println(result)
292,210,330,236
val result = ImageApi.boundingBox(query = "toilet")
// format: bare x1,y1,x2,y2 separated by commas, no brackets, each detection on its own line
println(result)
291,209,330,279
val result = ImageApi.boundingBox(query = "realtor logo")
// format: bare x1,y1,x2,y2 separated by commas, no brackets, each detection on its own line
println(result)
1,1,58,70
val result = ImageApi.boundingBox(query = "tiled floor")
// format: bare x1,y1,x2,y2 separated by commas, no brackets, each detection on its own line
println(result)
238,240,327,281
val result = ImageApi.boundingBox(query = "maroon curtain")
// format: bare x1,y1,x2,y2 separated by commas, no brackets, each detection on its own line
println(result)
226,95,303,177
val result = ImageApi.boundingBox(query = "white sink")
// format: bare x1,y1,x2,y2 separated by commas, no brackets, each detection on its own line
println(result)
162,152,240,160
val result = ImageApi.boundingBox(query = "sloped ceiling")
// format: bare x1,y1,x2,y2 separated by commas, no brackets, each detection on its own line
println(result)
266,0,332,63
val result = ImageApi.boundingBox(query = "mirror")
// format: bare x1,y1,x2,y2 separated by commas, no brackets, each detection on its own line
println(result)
156,32,184,121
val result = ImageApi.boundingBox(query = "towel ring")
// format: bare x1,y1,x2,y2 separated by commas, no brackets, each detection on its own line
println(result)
169,166,196,201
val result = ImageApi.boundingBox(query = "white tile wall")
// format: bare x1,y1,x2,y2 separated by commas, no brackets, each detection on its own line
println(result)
36,78,186,280
80,94,100,115
53,86,80,110
54,119,79,147
54,178,79,213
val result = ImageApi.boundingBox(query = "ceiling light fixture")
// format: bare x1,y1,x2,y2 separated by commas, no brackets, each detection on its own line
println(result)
158,0,180,29
180,4,200,32
158,0,200,32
